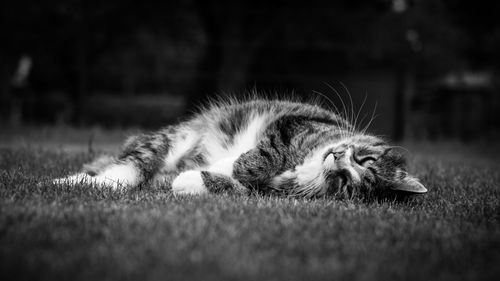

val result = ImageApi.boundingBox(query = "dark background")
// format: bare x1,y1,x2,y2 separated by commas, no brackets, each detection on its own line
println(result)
1,0,499,140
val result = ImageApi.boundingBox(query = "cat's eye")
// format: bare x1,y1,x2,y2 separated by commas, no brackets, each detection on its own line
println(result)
356,156,377,167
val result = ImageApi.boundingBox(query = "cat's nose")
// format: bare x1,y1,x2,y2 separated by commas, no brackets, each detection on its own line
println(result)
324,147,353,166
332,150,345,160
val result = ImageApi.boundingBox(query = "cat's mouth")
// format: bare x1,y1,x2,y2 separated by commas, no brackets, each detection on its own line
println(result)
325,172,349,195
323,150,361,197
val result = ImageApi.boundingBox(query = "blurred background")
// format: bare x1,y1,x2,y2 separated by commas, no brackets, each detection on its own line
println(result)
1,0,499,141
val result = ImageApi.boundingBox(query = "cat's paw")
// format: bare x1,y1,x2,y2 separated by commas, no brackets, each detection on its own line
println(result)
172,170,207,195
52,173,127,190
53,173,94,185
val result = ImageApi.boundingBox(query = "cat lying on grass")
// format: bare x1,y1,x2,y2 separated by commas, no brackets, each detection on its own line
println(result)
54,98,427,198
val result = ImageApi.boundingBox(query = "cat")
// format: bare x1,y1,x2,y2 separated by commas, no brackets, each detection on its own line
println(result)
53,98,427,198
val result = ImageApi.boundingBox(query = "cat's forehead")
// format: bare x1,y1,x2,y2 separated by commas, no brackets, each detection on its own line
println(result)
345,135,387,148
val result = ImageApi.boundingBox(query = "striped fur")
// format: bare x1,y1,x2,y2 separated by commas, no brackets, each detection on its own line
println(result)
54,98,427,197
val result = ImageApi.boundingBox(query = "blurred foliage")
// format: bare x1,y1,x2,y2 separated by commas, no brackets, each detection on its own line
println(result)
1,0,499,131
2,0,492,93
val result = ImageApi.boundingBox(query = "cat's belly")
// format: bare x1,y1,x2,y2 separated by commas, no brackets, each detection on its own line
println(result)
203,113,269,164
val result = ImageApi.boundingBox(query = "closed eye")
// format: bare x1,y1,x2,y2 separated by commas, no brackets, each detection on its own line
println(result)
355,156,378,167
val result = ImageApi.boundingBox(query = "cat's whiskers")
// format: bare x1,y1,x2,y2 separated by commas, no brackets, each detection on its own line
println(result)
324,83,351,133
351,93,367,136
339,81,356,137
360,102,378,135
361,114,379,136
312,90,340,116
313,89,351,138
357,112,371,134
311,87,381,157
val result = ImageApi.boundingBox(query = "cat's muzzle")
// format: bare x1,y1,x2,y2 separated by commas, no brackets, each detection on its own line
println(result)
325,170,356,197
326,173,347,194
323,152,357,198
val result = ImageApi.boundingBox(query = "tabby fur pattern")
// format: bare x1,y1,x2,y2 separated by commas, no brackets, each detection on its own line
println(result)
54,98,427,198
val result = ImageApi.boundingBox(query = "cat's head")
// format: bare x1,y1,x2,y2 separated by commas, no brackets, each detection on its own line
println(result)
317,134,427,198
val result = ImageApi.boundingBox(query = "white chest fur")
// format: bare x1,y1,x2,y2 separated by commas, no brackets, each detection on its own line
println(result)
204,113,269,164
163,113,269,173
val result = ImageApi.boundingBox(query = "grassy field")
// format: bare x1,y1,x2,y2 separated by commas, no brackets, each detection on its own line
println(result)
1,127,500,281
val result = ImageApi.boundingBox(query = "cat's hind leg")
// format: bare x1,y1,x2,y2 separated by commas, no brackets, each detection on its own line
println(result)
53,127,173,190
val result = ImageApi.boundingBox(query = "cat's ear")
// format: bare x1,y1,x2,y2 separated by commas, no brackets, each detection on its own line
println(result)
391,175,428,193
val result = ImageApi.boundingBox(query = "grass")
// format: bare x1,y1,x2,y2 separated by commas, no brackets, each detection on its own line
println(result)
1,128,500,281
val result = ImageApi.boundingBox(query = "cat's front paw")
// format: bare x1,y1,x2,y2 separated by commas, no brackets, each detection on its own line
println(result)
172,170,207,195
